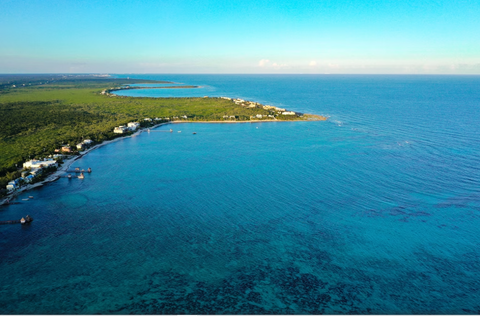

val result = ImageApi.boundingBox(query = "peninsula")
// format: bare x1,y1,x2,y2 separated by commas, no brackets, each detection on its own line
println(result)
0,75,327,199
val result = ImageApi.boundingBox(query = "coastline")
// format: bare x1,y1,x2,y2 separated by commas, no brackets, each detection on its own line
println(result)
0,116,327,205
0,122,169,205
1,83,326,205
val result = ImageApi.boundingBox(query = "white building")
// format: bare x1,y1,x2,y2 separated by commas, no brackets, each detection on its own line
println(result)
144,118,152,122
256,114,263,118
83,139,93,145
181,115,188,119
114,126,128,134
282,111,296,115
127,122,140,131
25,175,34,183
23,159,58,170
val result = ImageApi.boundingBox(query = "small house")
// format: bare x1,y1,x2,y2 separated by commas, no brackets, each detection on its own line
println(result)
25,175,34,183
114,126,128,134
127,122,140,131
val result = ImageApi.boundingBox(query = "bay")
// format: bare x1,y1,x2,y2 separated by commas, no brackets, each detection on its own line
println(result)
1,75,480,314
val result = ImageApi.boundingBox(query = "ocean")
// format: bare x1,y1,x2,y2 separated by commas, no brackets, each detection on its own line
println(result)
1,75,480,314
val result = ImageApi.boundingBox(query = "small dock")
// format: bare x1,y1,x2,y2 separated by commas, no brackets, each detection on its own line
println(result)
66,167,92,173
0,219,21,225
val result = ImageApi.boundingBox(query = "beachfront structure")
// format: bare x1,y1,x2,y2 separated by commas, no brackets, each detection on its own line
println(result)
30,169,42,177
181,115,188,119
24,175,34,183
23,159,58,170
114,126,128,134
6,179,20,192
256,114,263,118
76,143,84,150
83,139,93,145
144,118,152,122
61,146,72,153
127,122,140,131
282,111,296,115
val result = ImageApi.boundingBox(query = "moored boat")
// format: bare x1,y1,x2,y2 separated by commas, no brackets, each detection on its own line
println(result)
78,173,84,179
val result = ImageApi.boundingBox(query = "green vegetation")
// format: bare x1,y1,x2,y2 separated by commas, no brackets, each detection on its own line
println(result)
0,75,323,192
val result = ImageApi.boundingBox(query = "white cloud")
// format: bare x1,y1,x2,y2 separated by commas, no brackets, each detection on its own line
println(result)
258,59,270,67
309,61,317,67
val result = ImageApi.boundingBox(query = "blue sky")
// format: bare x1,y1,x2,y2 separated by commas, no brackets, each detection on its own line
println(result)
1,0,479,74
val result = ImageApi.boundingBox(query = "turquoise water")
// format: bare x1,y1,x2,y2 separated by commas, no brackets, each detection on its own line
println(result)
1,75,480,314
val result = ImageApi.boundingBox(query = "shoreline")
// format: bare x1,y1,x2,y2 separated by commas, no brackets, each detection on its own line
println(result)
0,122,169,205
0,117,327,205
1,85,326,205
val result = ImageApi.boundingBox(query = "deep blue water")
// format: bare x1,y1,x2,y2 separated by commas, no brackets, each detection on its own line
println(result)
1,75,480,314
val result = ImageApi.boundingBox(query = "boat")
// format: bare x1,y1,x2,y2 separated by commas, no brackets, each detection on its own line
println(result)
87,168,92,173
29,196,33,199
21,215,33,225
178,131,182,133
170,129,173,132
78,173,84,179
22,198,29,201
67,174,72,179
193,132,197,135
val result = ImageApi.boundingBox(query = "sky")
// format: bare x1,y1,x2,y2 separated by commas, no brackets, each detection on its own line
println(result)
1,0,479,74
